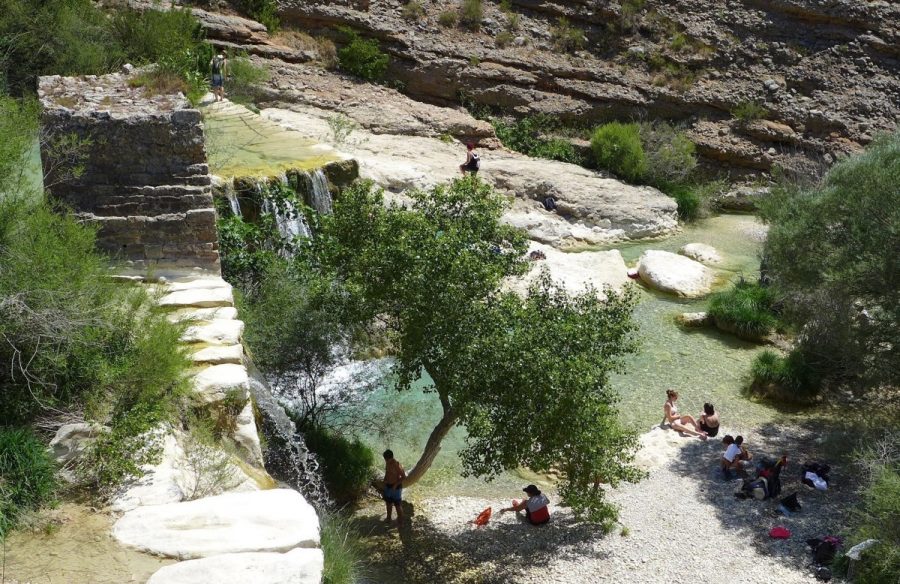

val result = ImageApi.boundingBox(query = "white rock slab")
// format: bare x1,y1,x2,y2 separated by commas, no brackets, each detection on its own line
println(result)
159,287,234,309
146,548,324,584
231,401,264,466
192,344,244,365
181,319,245,345
166,278,233,292
507,242,629,299
110,432,191,512
167,306,239,323
679,242,722,265
637,250,715,298
192,364,249,403
49,423,108,465
113,489,320,559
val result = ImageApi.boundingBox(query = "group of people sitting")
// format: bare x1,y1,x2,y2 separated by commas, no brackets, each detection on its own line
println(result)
663,389,719,440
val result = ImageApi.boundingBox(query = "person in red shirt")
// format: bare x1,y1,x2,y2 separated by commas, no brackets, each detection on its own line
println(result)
503,484,550,525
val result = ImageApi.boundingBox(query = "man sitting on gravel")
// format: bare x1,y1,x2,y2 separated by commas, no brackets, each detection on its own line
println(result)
502,484,551,525
721,435,752,478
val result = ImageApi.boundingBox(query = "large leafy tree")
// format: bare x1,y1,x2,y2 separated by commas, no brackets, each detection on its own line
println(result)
311,176,643,522
760,132,900,387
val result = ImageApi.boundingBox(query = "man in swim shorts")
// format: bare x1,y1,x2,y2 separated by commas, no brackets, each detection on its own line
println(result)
382,449,406,524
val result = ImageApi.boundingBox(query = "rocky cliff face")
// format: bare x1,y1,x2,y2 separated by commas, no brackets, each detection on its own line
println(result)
273,0,899,178
39,73,220,274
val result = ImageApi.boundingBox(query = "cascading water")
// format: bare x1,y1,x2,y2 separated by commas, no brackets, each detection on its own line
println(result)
308,169,333,215
246,361,332,509
258,176,312,242
224,178,242,217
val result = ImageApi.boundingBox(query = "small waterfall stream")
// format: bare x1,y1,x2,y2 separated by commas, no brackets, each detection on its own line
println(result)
308,169,333,215
223,179,242,217
258,176,312,242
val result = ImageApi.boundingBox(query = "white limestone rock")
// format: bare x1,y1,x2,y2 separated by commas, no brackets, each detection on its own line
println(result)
159,287,234,309
146,548,324,584
181,319,245,345
49,423,108,465
192,344,244,365
637,250,715,298
679,243,722,265
675,312,713,327
166,278,233,292
507,242,629,299
110,432,192,512
167,306,239,323
192,364,249,403
231,401,264,466
113,489,320,559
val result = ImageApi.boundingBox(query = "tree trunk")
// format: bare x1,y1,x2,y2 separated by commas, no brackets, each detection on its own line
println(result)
402,392,457,487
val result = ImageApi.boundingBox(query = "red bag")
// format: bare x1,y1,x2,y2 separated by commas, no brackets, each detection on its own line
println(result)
769,526,791,539
473,507,492,526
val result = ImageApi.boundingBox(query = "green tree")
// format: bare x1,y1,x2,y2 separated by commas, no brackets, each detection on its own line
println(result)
311,176,643,522
759,132,900,389
590,122,646,182
337,29,389,81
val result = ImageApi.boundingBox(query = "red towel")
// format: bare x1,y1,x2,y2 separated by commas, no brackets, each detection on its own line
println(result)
769,526,791,539
473,507,492,526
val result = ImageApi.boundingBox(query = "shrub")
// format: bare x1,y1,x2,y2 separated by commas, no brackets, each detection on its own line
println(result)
0,427,57,538
232,0,280,32
225,56,270,107
438,10,459,28
749,349,819,402
663,183,705,221
320,511,366,583
550,17,586,53
619,0,645,32
402,1,425,21
732,101,769,123
459,0,483,30
708,280,777,340
496,31,515,48
638,121,697,188
590,122,646,182
493,115,583,165
338,30,389,81
302,425,374,505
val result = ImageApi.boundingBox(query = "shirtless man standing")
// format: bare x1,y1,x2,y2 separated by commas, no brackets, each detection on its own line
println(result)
382,450,406,524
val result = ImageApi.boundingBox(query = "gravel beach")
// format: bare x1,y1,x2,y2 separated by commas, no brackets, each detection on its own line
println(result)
358,423,853,583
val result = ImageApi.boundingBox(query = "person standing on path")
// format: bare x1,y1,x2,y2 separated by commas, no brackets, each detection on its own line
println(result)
209,51,228,102
382,449,406,524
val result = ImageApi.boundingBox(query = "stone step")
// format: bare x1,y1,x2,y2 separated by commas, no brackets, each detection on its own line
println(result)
166,278,233,292
181,319,244,345
167,306,238,323
159,287,234,309
112,489,320,559
192,363,249,403
146,549,324,584
191,344,244,365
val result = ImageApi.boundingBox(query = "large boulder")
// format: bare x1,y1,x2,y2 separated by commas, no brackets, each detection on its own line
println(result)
146,549,324,584
192,363,250,403
181,319,245,345
678,243,722,265
507,242,629,298
637,250,715,298
113,489,320,559
49,423,108,465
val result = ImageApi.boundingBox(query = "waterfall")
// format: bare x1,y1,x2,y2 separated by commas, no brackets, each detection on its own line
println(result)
246,361,331,509
308,169,333,216
224,179,241,217
258,177,312,243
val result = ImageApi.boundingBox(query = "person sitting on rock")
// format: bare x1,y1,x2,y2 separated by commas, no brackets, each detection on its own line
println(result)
459,143,480,175
698,402,720,437
502,484,550,525
663,389,707,440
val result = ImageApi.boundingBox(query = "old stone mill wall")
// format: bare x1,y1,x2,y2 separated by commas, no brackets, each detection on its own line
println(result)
38,73,220,274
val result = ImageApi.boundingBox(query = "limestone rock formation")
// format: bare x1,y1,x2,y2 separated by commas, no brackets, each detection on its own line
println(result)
38,73,219,274
679,243,722,265
507,243,629,299
181,319,245,345
146,548,324,584
192,363,250,403
49,423,109,466
637,250,715,298
112,489,320,559
675,312,713,328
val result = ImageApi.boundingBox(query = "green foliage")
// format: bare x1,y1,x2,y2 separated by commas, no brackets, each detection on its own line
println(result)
663,183,704,221
459,0,483,30
620,0,646,32
496,31,514,48
327,114,359,145
231,0,280,32
493,115,583,164
0,96,39,198
438,10,459,27
311,177,644,523
748,349,819,403
320,511,366,584
225,56,270,107
402,1,425,21
732,101,769,123
845,436,900,583
338,29,389,81
708,280,777,340
758,132,900,388
638,121,697,188
0,428,57,539
591,122,647,182
302,426,374,505
550,17,586,53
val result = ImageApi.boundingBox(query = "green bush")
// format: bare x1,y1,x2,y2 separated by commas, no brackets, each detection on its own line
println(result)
232,0,280,32
225,56,270,107
338,29,389,81
302,426,374,505
732,101,769,123
320,511,366,583
638,121,697,188
550,17,586,53
0,427,57,539
749,349,819,402
401,1,425,21
708,280,777,340
496,31,515,48
493,115,583,164
438,10,459,27
591,122,646,182
459,0,483,30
